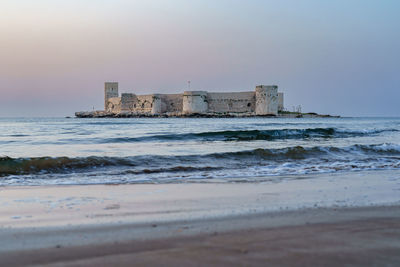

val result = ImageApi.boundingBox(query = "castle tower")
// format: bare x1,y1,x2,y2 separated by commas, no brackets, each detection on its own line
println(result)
182,91,208,114
278,92,284,112
255,85,278,115
151,94,162,114
104,82,119,111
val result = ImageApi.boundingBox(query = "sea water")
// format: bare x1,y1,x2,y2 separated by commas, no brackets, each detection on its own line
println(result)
1,117,400,185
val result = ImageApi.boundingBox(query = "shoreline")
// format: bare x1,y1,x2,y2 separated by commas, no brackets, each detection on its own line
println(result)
1,170,400,228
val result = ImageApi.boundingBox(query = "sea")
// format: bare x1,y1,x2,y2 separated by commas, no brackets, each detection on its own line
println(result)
1,117,400,186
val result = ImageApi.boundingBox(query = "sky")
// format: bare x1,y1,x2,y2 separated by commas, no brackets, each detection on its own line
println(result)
0,0,399,117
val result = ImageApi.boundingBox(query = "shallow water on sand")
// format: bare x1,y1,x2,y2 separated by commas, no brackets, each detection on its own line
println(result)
0,117,400,185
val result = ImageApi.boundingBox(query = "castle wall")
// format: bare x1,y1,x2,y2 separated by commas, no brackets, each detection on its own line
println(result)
131,95,154,113
207,92,255,113
118,93,183,114
121,93,137,112
106,97,121,113
161,94,183,113
115,94,154,113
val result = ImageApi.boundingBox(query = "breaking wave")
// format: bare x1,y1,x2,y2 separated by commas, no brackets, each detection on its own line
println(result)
1,143,400,178
99,128,398,143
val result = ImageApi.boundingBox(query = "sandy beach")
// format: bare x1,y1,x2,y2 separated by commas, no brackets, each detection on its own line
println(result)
1,206,400,267
1,171,400,266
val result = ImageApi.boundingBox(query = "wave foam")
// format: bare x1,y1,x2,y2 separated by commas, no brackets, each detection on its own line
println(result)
1,143,400,177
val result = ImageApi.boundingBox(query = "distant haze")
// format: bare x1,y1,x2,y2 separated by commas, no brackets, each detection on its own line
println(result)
0,0,399,117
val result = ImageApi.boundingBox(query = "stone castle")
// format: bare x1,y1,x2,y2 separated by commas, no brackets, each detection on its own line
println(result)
104,82,284,116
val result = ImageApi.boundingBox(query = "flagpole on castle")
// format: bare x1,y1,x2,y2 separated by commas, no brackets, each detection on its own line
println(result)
187,80,191,90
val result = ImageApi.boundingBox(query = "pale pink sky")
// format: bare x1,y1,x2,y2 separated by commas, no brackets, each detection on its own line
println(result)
1,0,399,116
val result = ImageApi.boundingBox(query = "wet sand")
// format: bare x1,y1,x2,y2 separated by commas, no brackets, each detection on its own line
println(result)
1,206,400,266
1,172,400,266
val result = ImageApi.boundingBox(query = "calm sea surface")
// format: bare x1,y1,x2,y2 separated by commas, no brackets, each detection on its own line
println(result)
1,117,399,185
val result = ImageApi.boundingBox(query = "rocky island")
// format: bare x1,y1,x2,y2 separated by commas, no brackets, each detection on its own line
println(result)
75,82,339,118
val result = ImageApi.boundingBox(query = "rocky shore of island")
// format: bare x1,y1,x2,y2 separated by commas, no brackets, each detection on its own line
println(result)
74,110,340,118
